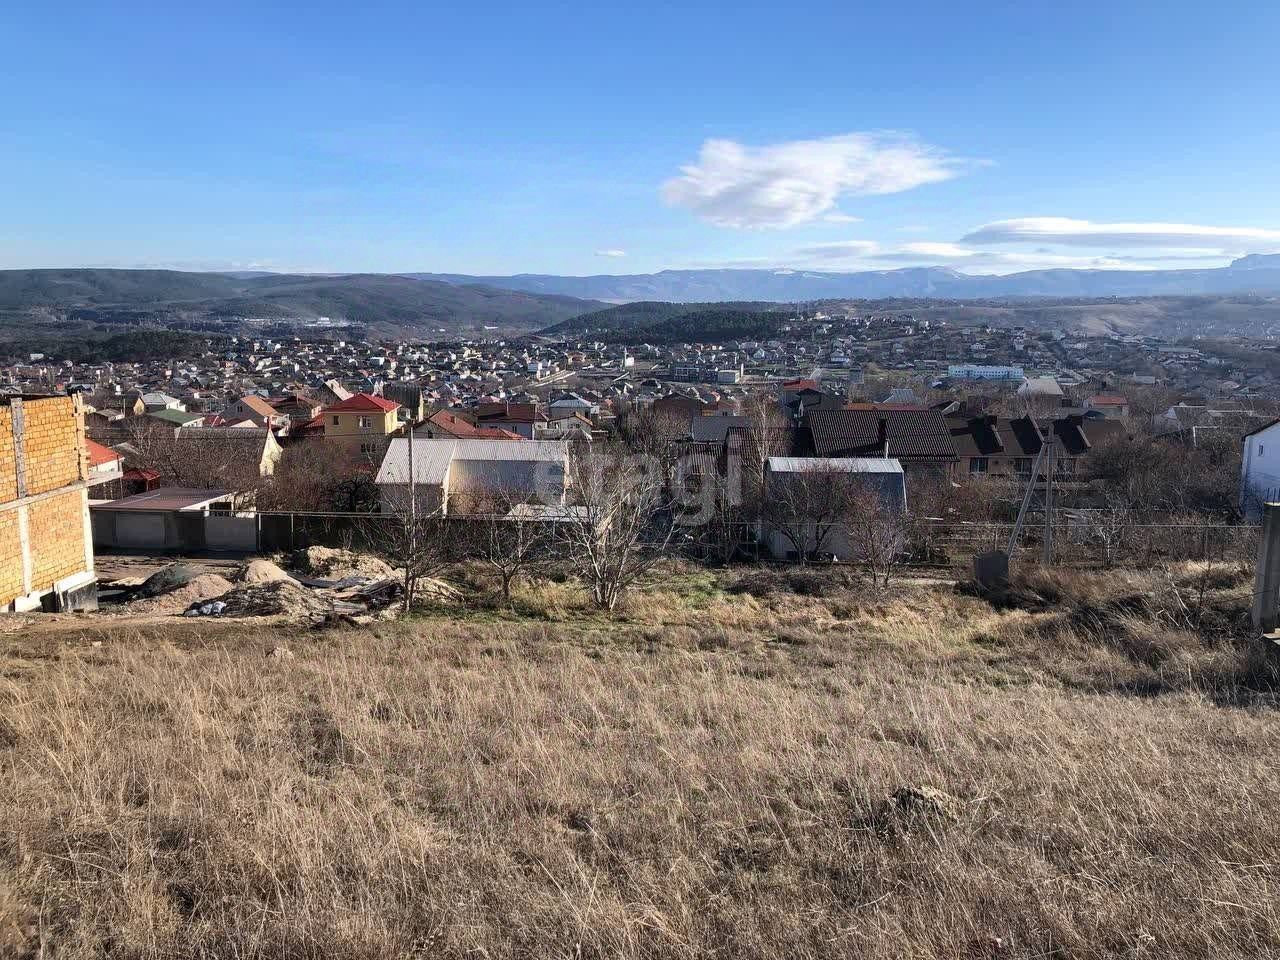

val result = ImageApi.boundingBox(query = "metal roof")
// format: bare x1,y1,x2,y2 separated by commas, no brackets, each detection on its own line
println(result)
689,414,750,443
805,408,957,461
767,456,903,474
375,438,568,486
91,487,232,512
376,439,457,486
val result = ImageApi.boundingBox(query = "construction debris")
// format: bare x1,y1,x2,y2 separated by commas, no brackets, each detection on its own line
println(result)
199,579,333,622
135,563,199,598
236,558,294,584
290,546,396,581
131,574,234,615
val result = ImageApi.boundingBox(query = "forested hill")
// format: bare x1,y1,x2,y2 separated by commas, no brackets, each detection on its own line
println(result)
0,269,603,337
542,301,794,343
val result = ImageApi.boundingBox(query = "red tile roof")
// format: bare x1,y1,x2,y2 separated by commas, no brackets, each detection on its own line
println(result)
782,379,819,391
85,438,122,467
423,411,526,440
324,392,399,413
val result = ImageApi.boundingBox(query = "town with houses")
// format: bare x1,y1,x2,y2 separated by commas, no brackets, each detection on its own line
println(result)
0,305,1276,614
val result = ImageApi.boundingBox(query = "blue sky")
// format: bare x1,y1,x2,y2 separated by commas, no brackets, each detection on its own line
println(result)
3,1,1279,276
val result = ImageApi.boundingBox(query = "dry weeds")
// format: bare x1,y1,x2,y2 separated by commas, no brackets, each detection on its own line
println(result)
1,562,1278,958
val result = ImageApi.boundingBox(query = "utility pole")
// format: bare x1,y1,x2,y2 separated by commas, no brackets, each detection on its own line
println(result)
1042,428,1055,566
407,419,416,524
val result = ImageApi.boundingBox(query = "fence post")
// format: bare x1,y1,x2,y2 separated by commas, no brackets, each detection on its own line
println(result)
1253,504,1280,632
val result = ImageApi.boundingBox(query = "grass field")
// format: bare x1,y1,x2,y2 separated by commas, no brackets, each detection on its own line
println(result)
2,562,1278,958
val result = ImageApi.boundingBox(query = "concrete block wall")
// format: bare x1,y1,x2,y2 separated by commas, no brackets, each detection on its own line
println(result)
0,395,94,610
29,491,92,590
21,397,86,495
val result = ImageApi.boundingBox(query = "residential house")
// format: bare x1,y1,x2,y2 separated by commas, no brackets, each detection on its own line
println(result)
418,409,523,441
473,401,543,439
798,408,958,475
221,395,282,428
1240,418,1280,520
1084,395,1130,419
321,393,400,457
536,412,594,442
173,425,284,478
270,392,323,424
548,392,598,418
84,439,125,495
947,414,1125,481
140,391,186,413
375,438,568,514
145,407,204,430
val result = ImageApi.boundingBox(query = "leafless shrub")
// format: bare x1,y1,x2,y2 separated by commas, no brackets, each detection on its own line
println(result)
557,445,675,610
454,487,554,606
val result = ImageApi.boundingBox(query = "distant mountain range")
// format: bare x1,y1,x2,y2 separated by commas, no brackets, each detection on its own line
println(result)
5,258,1280,343
408,254,1280,302
0,269,602,336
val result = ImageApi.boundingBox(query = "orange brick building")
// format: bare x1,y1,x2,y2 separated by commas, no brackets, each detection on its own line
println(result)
0,395,97,611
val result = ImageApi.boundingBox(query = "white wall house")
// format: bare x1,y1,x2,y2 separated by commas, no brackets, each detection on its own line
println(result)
375,438,569,515
1241,419,1280,521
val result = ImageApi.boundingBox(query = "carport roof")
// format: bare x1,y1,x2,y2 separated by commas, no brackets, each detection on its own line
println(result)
90,488,233,511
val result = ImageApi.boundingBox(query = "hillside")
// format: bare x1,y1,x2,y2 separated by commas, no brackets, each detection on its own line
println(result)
543,294,1280,340
2,563,1275,958
0,269,602,337
412,254,1280,302
544,300,793,342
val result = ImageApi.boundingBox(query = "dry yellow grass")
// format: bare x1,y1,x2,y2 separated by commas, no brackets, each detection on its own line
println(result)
1,563,1278,958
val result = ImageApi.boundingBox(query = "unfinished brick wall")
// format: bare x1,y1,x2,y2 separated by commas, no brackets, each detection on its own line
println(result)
28,492,90,590
21,397,86,495
0,395,92,608
0,408,16,502
0,509,22,603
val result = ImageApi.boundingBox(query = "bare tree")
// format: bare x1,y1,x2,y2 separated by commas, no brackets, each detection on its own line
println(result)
840,486,913,590
759,463,850,563
256,440,375,512
1089,489,1132,567
122,418,265,494
456,486,553,606
731,393,791,519
363,490,457,612
557,445,675,610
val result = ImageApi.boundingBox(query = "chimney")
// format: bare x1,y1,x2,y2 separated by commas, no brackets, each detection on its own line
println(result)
877,416,888,458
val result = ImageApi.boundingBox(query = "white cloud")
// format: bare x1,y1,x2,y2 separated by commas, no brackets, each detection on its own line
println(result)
594,248,628,258
661,132,964,229
774,238,1205,274
822,211,862,224
794,240,882,261
962,217,1280,249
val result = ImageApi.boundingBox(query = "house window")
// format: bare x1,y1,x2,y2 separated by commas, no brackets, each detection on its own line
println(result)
969,457,989,474
1015,458,1032,476
332,415,340,426
1261,443,1266,457
358,416,372,429
360,443,378,456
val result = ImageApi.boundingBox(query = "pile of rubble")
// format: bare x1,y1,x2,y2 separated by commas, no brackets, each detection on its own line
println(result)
125,565,235,615
196,579,334,622
114,549,459,624
290,546,396,581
